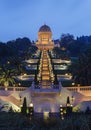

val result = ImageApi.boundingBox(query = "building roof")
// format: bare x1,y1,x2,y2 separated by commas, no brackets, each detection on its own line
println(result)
39,25,51,32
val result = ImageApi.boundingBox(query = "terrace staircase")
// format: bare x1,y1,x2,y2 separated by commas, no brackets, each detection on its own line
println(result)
0,95,20,108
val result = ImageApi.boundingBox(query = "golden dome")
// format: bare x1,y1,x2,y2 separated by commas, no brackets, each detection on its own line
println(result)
39,25,51,32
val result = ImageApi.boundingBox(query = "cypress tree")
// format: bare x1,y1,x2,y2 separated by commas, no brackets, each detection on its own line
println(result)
21,97,27,115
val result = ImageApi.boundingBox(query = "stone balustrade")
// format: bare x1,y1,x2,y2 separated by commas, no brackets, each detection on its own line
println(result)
1,85,91,96
0,86,27,91
66,86,91,96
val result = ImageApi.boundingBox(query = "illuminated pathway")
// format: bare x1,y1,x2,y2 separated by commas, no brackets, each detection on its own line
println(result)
38,50,54,89
30,50,62,113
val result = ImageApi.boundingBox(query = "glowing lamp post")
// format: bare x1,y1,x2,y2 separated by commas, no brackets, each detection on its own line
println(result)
60,105,64,119
72,82,75,86
28,103,34,117
66,96,73,114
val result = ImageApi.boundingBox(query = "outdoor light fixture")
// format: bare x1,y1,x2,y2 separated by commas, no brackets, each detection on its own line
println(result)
29,103,33,107
72,82,75,86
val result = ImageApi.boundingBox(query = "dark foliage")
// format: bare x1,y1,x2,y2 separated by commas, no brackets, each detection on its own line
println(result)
0,37,37,60
21,97,27,116
59,34,91,56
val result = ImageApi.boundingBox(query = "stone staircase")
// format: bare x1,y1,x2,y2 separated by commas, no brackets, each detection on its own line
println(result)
0,95,20,107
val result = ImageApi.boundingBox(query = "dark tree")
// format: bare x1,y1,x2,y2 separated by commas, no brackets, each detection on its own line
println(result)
21,97,27,116
66,96,70,106
60,33,74,48
66,96,72,114
85,106,91,114
68,44,91,86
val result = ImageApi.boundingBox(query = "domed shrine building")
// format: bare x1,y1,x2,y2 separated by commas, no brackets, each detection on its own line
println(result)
36,25,54,50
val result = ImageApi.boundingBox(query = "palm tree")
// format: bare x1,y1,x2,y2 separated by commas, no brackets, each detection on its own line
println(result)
9,56,25,75
0,66,15,90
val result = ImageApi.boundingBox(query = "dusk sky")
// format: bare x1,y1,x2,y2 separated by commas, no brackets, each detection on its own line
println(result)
0,0,91,42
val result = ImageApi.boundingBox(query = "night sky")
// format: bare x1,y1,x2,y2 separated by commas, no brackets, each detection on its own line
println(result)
0,0,91,42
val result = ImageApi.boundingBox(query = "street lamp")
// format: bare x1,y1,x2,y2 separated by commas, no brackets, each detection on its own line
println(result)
60,105,64,119
29,103,33,107
28,103,34,117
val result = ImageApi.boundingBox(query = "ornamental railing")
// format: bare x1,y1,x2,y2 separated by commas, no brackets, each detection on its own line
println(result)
0,86,27,91
66,86,91,96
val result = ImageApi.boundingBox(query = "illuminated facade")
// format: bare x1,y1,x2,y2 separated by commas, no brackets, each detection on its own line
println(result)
36,25,54,50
